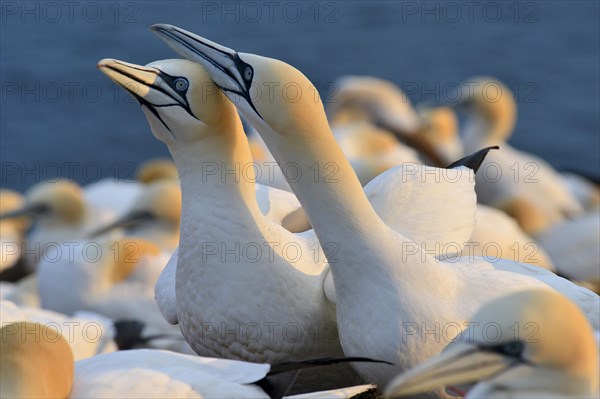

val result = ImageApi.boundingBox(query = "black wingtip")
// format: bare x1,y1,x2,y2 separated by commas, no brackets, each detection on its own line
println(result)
258,357,394,399
445,146,499,174
267,356,394,376
113,320,146,350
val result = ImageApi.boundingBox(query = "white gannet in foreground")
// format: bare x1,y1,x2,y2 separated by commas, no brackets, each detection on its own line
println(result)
0,300,117,361
0,189,29,273
88,180,182,251
385,290,599,398
152,24,600,393
1,322,74,398
452,76,584,234
1,321,377,399
97,56,488,391
97,57,362,388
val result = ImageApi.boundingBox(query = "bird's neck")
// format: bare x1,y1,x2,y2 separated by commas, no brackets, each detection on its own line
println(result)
265,122,389,246
463,112,513,148
168,124,264,238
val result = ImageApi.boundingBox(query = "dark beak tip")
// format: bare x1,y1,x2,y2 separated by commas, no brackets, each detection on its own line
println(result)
150,23,172,34
445,145,500,174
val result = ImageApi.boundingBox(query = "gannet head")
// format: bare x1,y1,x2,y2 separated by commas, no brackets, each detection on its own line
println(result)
88,180,181,241
0,321,74,398
417,107,464,163
328,76,421,132
455,76,517,143
0,189,31,233
0,180,86,226
137,158,178,183
150,24,332,145
97,58,239,147
384,289,599,398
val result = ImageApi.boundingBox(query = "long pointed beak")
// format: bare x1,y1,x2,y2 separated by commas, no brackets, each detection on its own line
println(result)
0,204,48,221
150,24,260,117
97,59,159,99
97,58,191,131
372,118,446,167
384,343,515,398
445,146,499,174
87,210,154,238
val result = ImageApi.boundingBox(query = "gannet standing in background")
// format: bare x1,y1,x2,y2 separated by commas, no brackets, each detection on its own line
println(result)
448,77,599,283
451,76,584,233
327,75,444,163
83,157,179,218
0,180,118,272
385,290,599,398
151,24,599,394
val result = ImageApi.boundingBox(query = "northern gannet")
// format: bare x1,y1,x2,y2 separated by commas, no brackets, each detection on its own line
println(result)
97,57,364,388
97,56,488,392
0,180,118,271
1,321,74,398
0,300,117,361
151,24,599,393
451,77,584,234
82,158,178,221
385,290,599,398
443,77,598,280
327,75,444,166
1,320,377,398
37,237,182,350
137,158,178,183
88,180,182,251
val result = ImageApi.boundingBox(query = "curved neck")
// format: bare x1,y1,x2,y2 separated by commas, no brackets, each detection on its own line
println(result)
264,121,388,243
167,121,264,239
463,111,514,147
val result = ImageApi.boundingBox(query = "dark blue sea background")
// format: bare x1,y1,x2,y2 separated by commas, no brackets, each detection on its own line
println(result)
1,1,599,190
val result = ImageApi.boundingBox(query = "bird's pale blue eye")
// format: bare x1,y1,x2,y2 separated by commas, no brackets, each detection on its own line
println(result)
174,78,188,92
243,67,252,81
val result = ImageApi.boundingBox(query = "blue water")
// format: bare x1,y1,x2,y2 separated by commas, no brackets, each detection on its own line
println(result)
1,1,599,191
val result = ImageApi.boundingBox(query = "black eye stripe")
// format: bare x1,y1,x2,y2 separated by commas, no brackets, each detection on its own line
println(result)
156,28,261,119
481,340,526,359
155,71,197,120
